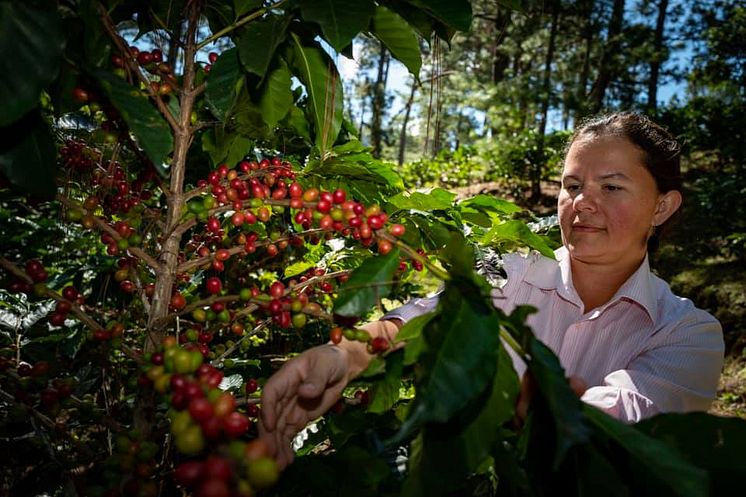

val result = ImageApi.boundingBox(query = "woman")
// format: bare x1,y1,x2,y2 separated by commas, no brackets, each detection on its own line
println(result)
259,112,725,468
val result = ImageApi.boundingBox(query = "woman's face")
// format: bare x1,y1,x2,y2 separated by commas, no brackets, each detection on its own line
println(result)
558,136,675,268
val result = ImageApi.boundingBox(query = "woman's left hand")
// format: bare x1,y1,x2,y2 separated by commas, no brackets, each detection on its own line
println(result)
514,373,587,427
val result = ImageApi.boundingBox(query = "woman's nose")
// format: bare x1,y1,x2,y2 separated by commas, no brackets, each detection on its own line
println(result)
573,190,597,212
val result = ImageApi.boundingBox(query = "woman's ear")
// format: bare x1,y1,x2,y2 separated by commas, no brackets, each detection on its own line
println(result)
653,190,682,226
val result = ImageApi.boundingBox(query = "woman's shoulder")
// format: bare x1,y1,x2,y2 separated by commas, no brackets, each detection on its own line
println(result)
496,250,561,293
648,272,722,337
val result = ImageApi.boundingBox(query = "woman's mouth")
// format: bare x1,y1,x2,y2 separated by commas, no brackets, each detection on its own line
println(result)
572,223,604,232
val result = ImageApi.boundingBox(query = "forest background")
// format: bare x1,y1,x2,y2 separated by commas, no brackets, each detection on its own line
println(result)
338,0,746,416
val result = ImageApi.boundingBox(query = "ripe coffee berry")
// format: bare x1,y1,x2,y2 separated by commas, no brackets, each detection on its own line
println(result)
332,189,346,204
389,224,406,236
245,378,258,394
205,277,222,295
222,412,250,438
330,327,343,344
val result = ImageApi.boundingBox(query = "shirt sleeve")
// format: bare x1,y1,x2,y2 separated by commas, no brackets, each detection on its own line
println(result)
381,294,441,323
581,317,724,423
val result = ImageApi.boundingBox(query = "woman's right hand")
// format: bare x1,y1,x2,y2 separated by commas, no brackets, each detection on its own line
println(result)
259,344,350,469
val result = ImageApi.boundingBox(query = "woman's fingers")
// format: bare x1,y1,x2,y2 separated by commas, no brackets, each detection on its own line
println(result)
569,376,587,397
513,373,588,429
514,371,536,427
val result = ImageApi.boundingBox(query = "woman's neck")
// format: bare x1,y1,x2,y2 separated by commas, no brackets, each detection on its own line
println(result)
569,255,645,312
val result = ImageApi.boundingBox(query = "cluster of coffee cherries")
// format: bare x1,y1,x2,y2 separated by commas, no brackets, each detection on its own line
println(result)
203,51,219,74
96,432,161,497
109,46,176,96
47,286,84,328
5,259,48,296
329,325,391,355
99,219,143,258
187,156,406,260
142,337,278,496
89,162,157,216
60,139,95,170
0,352,75,415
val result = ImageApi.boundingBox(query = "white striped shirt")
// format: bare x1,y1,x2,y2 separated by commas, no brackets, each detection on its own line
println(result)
385,247,724,422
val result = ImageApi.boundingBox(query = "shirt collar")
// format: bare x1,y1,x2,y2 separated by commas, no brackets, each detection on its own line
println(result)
523,246,658,320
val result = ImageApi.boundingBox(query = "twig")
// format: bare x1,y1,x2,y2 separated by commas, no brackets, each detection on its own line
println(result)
379,232,450,281
56,194,162,272
196,0,290,50
98,4,180,132
176,227,325,273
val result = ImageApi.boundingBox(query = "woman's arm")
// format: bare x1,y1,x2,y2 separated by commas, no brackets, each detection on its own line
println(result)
580,318,724,422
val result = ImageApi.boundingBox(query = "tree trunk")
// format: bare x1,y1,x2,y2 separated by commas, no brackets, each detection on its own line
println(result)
489,7,512,136
491,8,512,84
648,0,669,112
533,3,560,202
587,0,625,115
371,42,389,158
575,0,595,123
398,79,417,165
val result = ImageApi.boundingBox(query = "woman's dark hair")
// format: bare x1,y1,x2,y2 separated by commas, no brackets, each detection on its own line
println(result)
566,112,683,252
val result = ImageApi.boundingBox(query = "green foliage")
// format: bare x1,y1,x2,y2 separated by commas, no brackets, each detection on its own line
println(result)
299,0,375,52
0,2,64,126
397,146,487,189
0,112,56,198
334,250,401,317
205,47,242,120
95,69,174,173
288,34,344,156
371,6,422,78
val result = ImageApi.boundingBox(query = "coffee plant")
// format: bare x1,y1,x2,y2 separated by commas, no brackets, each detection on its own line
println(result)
1,1,745,496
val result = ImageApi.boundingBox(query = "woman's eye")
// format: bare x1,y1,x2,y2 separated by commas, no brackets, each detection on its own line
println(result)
564,184,581,192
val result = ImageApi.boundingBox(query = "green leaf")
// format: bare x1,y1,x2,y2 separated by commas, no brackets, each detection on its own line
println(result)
284,260,316,278
0,3,65,126
447,345,520,471
305,140,404,190
395,311,436,344
637,412,746,495
95,70,173,175
407,213,460,249
79,0,110,68
528,337,591,468
394,238,501,442
288,34,344,155
233,87,271,140
204,0,235,41
584,406,709,497
482,219,556,258
206,48,242,120
371,6,422,77
459,194,523,215
368,349,405,413
333,250,400,317
388,188,455,212
282,105,312,142
408,0,473,33
385,2,434,39
201,128,253,167
400,347,517,497
234,0,263,17
397,310,437,367
237,15,288,79
259,59,293,127
0,112,56,198
300,0,375,52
